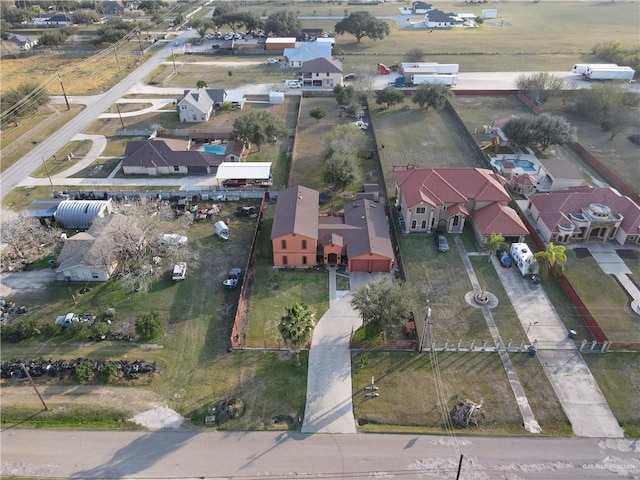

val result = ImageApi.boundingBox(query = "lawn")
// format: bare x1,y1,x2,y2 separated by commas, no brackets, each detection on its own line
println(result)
583,353,640,437
352,350,569,435
30,140,93,178
245,213,329,347
564,252,640,346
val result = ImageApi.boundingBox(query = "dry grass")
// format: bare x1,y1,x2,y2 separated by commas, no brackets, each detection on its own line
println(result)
0,54,143,96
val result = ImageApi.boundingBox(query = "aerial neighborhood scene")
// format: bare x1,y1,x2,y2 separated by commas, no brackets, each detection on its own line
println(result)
1,0,640,477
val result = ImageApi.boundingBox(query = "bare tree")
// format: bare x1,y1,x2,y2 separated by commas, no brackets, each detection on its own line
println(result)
0,212,60,266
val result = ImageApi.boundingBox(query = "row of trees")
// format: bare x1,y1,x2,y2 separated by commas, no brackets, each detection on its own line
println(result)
0,82,49,126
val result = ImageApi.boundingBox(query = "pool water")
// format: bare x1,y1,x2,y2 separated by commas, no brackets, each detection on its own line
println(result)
494,159,535,172
203,144,227,155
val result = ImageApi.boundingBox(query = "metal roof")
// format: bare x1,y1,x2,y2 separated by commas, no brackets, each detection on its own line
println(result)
215,162,272,180
53,199,113,229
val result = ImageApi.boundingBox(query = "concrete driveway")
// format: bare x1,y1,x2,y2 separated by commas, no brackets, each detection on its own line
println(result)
0,270,58,298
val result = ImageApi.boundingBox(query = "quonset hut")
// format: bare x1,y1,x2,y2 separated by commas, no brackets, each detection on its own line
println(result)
54,199,114,229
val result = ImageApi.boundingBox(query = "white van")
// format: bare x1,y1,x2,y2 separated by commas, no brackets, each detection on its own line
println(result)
286,80,303,89
214,220,229,240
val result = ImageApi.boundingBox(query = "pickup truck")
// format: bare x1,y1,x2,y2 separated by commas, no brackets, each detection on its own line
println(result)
55,313,79,327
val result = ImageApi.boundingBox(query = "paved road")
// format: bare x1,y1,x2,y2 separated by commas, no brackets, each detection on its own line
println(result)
2,429,639,479
0,34,195,201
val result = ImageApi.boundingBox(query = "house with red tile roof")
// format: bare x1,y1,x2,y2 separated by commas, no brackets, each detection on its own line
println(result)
271,185,394,272
527,186,640,245
394,167,528,245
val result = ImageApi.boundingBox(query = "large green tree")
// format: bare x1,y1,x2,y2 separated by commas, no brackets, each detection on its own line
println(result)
0,82,49,126
351,278,410,339
575,83,640,140
534,242,567,278
375,86,405,109
503,114,576,151
485,233,506,263
334,11,390,44
411,83,451,111
265,10,301,37
310,106,327,122
232,110,287,152
323,153,355,191
278,303,315,367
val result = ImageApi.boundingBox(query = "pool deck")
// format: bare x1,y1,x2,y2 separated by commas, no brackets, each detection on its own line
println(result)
490,152,540,176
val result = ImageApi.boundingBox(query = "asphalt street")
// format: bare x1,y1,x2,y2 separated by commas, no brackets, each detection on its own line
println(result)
1,429,639,479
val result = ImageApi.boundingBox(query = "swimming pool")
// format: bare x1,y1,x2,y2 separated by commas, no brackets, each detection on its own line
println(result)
494,159,536,172
203,144,227,155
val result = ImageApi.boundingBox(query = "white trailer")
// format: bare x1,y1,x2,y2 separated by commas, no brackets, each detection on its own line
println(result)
411,74,457,86
585,66,635,80
400,62,438,72
510,243,539,277
572,63,617,75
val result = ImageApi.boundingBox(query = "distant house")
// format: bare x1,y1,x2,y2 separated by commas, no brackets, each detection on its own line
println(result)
301,57,343,89
102,0,126,15
122,138,224,175
54,199,114,229
394,167,528,245
527,186,640,245
56,214,142,282
413,1,433,13
271,185,394,272
284,42,332,68
8,34,38,51
424,9,456,28
45,14,73,26
176,88,226,123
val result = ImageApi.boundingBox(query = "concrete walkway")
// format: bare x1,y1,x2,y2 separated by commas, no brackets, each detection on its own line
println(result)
301,268,388,434
493,253,624,438
454,236,542,434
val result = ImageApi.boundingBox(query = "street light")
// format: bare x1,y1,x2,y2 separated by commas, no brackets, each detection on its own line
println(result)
526,321,539,336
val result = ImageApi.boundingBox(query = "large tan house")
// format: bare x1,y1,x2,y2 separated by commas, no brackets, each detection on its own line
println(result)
271,185,394,272
394,167,529,245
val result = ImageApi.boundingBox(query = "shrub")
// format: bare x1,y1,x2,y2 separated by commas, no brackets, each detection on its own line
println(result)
75,360,95,384
101,362,119,384
135,312,163,341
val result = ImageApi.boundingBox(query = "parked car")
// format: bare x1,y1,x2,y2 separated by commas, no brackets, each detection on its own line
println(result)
223,33,234,40
267,58,279,64
172,262,187,281
173,41,180,46
236,205,257,217
223,268,242,289
433,230,449,252
158,233,188,246
353,120,369,130
496,249,513,268
344,73,357,81
286,79,303,89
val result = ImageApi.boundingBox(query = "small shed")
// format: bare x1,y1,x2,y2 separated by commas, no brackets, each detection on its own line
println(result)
481,9,498,19
269,92,285,104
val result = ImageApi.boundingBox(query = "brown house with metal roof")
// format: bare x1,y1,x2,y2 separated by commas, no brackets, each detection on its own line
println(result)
271,185,394,272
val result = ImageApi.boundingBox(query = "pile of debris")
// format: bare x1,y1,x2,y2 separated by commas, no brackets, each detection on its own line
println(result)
204,397,245,425
450,399,484,428
1,358,158,381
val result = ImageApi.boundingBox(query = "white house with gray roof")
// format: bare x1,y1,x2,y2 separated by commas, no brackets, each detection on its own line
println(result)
176,88,226,123
284,42,333,68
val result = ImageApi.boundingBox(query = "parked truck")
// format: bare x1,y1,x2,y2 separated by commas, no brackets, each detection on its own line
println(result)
584,66,635,81
411,74,457,86
401,63,459,74
572,63,618,75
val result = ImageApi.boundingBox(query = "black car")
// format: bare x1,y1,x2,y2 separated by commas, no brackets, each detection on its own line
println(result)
433,230,449,252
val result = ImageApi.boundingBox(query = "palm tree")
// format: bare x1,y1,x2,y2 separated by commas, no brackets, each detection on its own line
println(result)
486,232,506,263
534,242,567,277
196,79,207,89
278,303,316,367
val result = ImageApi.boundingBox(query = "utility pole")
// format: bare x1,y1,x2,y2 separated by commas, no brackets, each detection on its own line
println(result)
136,29,143,53
20,363,48,411
115,103,125,130
455,454,464,480
171,48,176,72
57,73,70,111
419,302,431,353
114,47,121,72
41,155,55,196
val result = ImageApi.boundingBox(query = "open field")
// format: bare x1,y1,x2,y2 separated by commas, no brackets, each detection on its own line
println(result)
352,351,570,435
30,140,92,178
0,53,144,95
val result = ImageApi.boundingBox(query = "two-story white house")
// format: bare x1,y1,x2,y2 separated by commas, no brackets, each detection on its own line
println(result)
176,88,226,123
